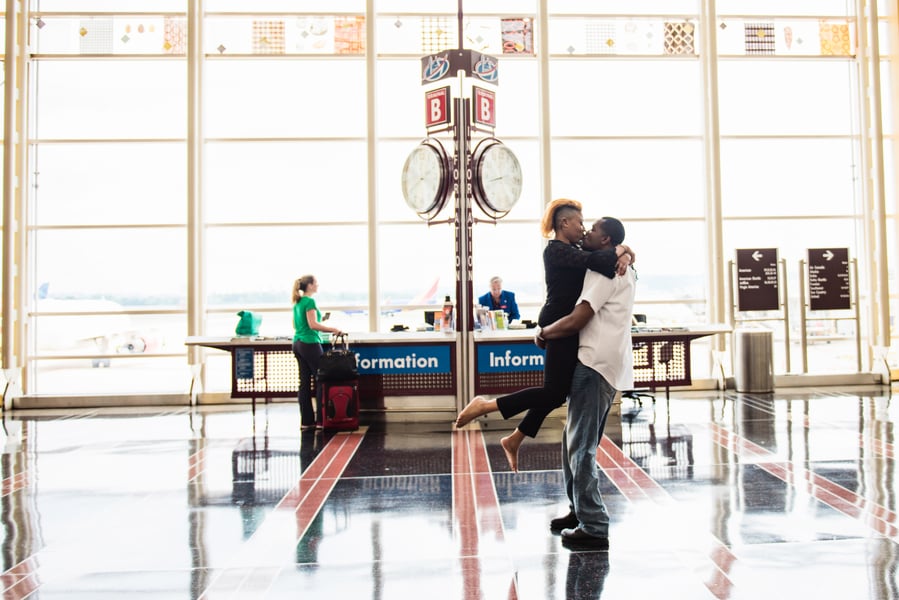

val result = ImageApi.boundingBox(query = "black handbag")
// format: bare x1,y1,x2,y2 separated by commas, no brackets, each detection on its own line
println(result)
317,333,358,381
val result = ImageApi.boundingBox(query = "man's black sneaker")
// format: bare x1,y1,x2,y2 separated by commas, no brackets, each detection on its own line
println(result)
560,527,609,551
550,510,579,532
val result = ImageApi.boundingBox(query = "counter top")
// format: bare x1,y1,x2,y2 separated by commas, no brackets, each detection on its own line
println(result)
629,323,732,338
185,331,458,350
186,324,730,351
473,328,539,341
474,323,731,341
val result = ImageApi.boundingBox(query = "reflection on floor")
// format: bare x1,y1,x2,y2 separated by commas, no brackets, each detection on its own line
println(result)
1,386,898,599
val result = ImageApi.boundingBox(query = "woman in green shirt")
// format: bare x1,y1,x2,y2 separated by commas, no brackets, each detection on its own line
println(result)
292,275,343,430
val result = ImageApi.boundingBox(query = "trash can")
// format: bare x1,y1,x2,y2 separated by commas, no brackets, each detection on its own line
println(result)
734,329,774,393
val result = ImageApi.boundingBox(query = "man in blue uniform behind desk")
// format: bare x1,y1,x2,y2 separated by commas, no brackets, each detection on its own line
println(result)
478,276,520,323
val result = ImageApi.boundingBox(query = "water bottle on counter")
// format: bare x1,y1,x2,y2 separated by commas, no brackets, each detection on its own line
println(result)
442,295,455,332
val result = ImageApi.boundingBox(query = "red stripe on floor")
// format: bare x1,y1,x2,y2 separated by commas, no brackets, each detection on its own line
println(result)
710,423,899,540
291,432,365,533
596,438,652,501
187,447,205,482
598,434,736,599
453,429,483,597
1,472,28,497
0,557,40,599
861,433,894,459
452,428,517,600
599,437,671,504
280,431,363,511
466,430,505,539
199,429,366,599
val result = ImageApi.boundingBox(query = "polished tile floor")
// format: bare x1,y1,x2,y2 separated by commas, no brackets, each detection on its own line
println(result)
2,385,899,599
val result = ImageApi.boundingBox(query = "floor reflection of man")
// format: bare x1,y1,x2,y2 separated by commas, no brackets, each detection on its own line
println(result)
566,551,610,599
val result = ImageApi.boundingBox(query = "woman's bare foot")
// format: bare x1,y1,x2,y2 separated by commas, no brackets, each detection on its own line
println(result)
455,396,496,428
500,430,525,472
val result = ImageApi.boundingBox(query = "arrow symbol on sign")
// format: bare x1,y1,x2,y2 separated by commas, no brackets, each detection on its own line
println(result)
752,251,763,261
823,250,834,261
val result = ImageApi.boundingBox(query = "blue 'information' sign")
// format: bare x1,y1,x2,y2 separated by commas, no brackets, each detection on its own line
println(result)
477,343,545,374
354,345,450,375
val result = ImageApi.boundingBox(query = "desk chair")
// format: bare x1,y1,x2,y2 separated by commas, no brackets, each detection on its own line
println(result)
622,388,655,407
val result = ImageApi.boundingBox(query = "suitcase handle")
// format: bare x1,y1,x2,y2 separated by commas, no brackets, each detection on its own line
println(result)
330,332,349,351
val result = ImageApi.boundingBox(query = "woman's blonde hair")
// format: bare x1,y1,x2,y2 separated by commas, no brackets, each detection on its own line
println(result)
540,198,583,238
292,275,315,304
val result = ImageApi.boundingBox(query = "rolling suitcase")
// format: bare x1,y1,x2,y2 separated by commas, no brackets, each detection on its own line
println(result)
320,379,359,431
316,334,360,430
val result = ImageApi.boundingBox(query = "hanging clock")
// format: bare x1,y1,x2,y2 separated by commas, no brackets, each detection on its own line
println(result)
470,138,522,219
401,138,453,218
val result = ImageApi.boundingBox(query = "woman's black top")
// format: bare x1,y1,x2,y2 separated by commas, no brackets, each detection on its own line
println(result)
538,240,618,326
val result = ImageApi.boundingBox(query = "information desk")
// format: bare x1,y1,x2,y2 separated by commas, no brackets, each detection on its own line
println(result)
473,325,731,397
187,325,730,408
185,332,457,409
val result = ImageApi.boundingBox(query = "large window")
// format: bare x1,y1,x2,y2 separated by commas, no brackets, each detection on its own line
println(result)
8,0,898,397
545,6,708,381
28,10,188,394
716,13,864,373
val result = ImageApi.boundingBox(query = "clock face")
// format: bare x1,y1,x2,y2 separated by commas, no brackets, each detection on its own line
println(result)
401,139,452,215
472,139,522,216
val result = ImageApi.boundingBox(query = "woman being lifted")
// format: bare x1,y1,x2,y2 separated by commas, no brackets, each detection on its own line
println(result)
456,198,634,471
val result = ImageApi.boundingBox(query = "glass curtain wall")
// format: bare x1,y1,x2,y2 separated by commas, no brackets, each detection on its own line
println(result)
545,1,710,379
10,0,897,398
716,1,867,374
546,1,706,316
27,1,188,395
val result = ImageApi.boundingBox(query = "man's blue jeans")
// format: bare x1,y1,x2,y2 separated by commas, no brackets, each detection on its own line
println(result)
561,361,615,537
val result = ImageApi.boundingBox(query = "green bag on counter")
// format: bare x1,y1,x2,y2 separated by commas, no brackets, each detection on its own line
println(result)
235,310,262,336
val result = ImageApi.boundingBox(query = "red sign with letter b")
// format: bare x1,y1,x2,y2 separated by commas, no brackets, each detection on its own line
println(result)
425,86,450,128
473,87,496,128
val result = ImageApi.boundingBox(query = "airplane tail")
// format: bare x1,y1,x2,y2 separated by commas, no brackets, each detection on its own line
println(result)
409,277,440,305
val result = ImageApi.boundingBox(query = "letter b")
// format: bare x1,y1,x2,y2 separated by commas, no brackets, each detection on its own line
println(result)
479,98,492,123
430,98,443,121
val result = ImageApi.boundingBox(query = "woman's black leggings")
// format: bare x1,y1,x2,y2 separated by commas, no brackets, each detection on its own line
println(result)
293,340,323,427
494,333,578,438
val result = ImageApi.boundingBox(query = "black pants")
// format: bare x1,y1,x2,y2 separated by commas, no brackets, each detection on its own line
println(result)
293,340,323,426
495,333,578,438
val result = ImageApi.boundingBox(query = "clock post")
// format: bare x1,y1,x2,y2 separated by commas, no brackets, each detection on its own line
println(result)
401,23,522,409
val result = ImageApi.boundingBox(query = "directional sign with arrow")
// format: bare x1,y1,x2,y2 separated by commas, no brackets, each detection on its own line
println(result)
807,248,850,311
736,248,779,312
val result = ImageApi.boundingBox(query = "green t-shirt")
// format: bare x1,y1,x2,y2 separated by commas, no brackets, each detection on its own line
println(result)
293,296,322,344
